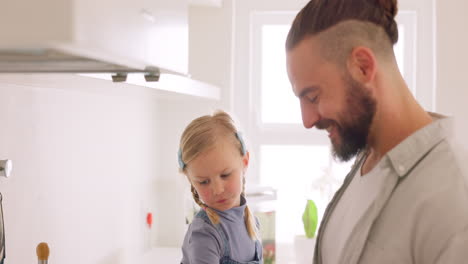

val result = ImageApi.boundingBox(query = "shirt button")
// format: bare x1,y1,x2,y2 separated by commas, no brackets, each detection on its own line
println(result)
398,165,405,172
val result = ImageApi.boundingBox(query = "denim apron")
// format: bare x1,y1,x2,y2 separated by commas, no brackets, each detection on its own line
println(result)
196,210,262,264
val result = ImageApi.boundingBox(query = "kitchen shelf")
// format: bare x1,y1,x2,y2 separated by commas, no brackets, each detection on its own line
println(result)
0,73,220,100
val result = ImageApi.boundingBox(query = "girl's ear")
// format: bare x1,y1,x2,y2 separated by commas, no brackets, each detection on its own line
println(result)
242,151,250,170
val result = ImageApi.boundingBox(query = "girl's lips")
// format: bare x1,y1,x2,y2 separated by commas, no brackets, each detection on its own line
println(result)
217,199,227,204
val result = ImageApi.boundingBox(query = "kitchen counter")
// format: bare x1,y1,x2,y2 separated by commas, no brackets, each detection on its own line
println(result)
140,247,182,263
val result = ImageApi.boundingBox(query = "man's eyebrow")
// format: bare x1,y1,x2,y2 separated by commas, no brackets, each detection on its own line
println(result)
298,86,319,98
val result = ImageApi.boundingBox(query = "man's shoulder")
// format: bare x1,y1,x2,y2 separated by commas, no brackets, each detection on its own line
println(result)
397,136,468,207
425,137,468,179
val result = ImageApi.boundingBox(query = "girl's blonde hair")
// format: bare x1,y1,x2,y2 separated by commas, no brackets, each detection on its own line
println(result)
179,110,259,241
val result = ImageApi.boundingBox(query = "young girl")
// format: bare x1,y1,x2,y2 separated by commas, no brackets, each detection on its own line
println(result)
178,110,263,264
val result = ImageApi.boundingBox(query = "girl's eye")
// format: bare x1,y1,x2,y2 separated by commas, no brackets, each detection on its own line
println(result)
308,95,319,104
221,173,230,178
199,180,209,185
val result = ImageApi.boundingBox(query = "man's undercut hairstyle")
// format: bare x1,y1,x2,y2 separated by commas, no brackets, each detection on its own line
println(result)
286,0,399,63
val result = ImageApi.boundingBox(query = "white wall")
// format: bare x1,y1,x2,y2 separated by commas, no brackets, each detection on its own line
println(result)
0,74,220,263
436,0,468,147
0,74,160,264
154,97,221,247
189,1,234,109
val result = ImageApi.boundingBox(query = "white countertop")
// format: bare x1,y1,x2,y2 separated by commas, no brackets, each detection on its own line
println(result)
140,247,182,263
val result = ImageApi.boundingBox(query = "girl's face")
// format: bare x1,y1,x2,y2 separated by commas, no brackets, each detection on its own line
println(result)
186,137,249,211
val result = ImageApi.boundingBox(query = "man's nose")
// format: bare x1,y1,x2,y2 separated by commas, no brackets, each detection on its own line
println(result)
301,103,320,129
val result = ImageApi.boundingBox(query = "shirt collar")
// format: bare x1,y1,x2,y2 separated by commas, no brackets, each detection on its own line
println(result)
386,112,453,177
212,195,246,222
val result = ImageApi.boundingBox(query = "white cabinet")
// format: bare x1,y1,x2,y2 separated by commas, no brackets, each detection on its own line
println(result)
0,0,188,74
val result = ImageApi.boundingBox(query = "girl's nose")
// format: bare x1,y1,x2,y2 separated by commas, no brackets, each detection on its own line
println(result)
212,179,224,195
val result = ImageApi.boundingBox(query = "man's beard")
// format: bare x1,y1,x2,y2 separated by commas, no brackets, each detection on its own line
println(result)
316,75,377,162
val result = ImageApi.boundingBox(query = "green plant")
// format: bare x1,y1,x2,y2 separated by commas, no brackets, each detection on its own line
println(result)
302,199,318,238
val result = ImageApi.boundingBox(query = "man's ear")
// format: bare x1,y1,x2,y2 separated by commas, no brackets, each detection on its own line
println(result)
347,46,377,84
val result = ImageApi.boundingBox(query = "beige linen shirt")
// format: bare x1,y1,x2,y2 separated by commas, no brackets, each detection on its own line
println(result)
314,113,468,264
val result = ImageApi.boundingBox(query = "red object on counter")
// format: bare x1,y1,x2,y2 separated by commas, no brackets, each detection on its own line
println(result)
146,212,153,228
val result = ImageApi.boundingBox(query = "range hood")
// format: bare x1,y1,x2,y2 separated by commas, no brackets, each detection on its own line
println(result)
0,0,190,82
0,0,221,99
0,49,144,73
0,49,162,82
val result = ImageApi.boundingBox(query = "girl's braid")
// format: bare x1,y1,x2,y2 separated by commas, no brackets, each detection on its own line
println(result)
191,185,220,224
242,177,260,240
